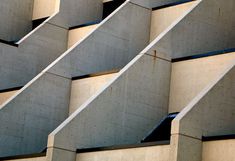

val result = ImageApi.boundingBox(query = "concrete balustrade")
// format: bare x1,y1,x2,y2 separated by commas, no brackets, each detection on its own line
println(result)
169,52,235,113
0,0,34,41
170,61,235,161
147,0,235,59
0,0,103,90
76,144,169,161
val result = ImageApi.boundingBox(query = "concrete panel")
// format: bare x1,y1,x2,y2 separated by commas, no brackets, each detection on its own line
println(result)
0,0,105,90
76,145,169,161
47,54,171,161
33,0,59,20
0,23,68,90
68,25,98,49
169,134,202,161
150,1,196,42
130,0,181,8
49,2,151,78
0,72,71,157
0,0,34,41
202,139,235,161
147,0,235,59
169,53,235,113
170,62,235,161
49,0,103,28
69,73,117,115
2,156,46,161
0,90,18,106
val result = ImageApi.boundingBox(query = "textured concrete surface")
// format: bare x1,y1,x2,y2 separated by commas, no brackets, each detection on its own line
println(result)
2,156,46,161
0,0,34,41
0,90,18,106
0,0,103,90
69,73,117,115
202,139,235,161
0,72,71,157
131,0,181,8
76,145,169,161
150,1,196,42
148,0,235,59
33,0,59,20
169,53,235,113
49,2,151,78
68,25,98,48
47,54,171,161
171,60,235,161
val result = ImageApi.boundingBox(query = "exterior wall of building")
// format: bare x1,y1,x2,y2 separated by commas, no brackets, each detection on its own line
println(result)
0,90,18,106
147,0,235,59
169,53,235,113
47,54,171,161
2,156,46,161
76,145,169,161
67,25,98,48
150,1,196,42
69,73,117,115
0,0,34,41
202,139,235,161
32,0,60,20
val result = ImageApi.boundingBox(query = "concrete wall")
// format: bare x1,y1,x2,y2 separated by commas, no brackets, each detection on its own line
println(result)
68,25,98,48
169,53,235,113
0,90,18,106
50,0,103,28
2,156,46,161
69,73,117,115
130,0,181,8
0,72,71,157
0,0,34,41
150,1,196,42
33,0,60,20
202,139,235,161
0,23,68,90
47,53,171,161
147,0,235,59
49,2,151,77
170,62,235,161
0,0,104,90
76,145,169,161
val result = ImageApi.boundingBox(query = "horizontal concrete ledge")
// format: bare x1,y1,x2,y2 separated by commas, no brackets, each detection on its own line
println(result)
0,86,23,93
202,134,235,142
172,48,235,62
72,70,119,80
76,141,170,153
0,152,46,160
69,21,101,30
152,0,196,10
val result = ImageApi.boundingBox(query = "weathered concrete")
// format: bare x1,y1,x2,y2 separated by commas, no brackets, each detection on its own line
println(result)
0,72,71,157
0,0,103,90
0,0,34,41
2,156,46,161
49,2,151,78
76,145,169,161
150,1,196,42
130,0,182,8
202,139,235,161
147,0,235,59
170,61,235,161
47,53,171,161
169,53,235,113
0,90,18,106
69,73,117,115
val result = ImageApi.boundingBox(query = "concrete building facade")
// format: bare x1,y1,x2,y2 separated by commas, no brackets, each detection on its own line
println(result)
0,0,234,161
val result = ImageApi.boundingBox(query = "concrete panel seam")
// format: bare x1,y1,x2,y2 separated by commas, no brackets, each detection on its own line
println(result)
145,53,171,62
